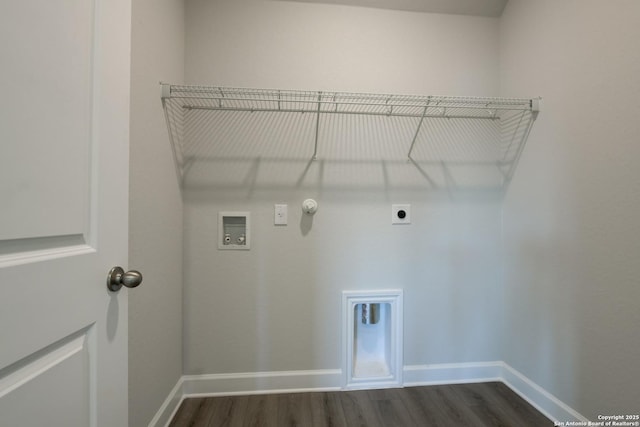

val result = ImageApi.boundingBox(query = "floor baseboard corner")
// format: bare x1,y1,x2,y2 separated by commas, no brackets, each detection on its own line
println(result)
499,362,588,424
147,377,185,427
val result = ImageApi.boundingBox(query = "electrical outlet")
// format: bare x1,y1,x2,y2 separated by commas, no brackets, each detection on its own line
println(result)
392,204,411,224
274,204,288,225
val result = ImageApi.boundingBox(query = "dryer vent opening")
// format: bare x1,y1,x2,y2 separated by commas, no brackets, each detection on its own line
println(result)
343,290,403,390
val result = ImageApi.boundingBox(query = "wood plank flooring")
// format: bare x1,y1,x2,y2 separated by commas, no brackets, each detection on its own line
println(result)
168,382,553,427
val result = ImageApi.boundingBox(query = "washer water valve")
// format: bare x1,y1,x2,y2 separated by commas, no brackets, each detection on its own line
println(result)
302,199,318,215
218,212,250,250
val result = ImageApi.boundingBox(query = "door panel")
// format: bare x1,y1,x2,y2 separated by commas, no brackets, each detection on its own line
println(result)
0,328,93,427
0,0,93,242
0,0,131,425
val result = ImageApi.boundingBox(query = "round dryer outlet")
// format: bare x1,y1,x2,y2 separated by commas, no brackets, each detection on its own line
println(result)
392,204,411,224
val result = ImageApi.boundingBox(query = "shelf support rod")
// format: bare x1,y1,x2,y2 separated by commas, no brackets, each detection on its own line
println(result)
407,102,430,160
312,92,322,160
502,107,538,188
160,87,183,187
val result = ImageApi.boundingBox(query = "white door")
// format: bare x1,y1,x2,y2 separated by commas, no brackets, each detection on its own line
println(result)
0,0,132,426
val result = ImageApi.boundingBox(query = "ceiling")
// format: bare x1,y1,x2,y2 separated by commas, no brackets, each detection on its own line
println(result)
281,0,509,17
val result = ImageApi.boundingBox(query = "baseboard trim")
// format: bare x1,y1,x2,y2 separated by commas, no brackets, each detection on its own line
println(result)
150,362,588,426
182,369,342,397
501,363,589,424
403,361,503,386
147,376,184,427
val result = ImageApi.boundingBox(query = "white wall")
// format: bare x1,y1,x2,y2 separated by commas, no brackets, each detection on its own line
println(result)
500,0,640,419
185,0,499,95
182,0,504,376
129,0,184,425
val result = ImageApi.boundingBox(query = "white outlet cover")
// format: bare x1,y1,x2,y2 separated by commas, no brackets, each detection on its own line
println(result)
392,204,411,224
274,204,288,225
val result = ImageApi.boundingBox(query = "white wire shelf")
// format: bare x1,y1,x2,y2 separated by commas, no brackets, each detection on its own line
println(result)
161,84,539,190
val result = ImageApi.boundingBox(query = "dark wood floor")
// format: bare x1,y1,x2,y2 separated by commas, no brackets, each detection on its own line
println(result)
168,382,553,427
